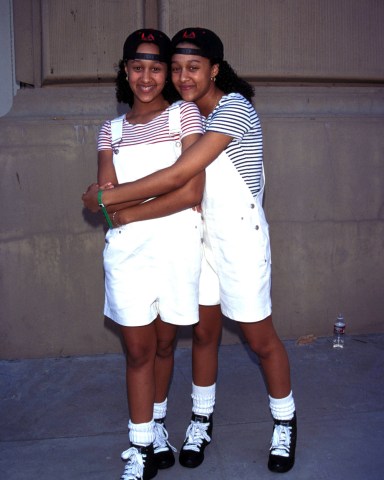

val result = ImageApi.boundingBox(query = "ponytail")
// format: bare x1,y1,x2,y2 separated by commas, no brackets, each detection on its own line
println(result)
215,60,254,103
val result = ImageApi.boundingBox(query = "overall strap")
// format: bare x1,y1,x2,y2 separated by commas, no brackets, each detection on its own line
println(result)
168,100,183,136
110,114,125,152
255,164,266,199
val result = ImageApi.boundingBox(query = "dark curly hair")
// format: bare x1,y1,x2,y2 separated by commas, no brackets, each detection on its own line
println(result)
115,59,181,107
214,60,254,103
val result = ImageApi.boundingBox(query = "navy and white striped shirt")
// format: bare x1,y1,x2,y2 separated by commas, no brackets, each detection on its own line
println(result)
204,92,263,197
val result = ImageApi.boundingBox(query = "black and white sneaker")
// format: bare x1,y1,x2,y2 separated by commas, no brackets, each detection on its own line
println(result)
120,443,158,480
268,413,297,473
153,418,176,469
179,413,213,468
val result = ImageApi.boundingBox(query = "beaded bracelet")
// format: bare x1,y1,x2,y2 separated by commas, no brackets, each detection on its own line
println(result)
112,211,121,228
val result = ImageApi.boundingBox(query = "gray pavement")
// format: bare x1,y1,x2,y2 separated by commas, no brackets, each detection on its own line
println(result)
1,334,384,479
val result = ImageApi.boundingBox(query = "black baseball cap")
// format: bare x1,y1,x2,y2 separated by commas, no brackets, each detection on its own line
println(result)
123,29,172,63
171,27,224,62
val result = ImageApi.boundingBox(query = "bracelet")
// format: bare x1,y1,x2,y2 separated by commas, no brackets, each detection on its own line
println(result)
112,211,121,228
97,190,113,229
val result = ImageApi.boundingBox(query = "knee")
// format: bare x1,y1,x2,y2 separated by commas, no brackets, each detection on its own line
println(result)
248,335,284,360
193,324,220,348
126,343,155,369
156,339,175,360
248,338,273,358
241,316,284,359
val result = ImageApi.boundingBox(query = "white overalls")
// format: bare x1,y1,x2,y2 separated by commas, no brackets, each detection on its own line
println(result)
199,149,272,323
103,103,202,327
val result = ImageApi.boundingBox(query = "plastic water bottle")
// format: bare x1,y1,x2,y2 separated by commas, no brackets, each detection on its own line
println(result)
333,313,346,348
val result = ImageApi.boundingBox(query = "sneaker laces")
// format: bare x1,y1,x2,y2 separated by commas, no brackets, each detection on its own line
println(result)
182,419,211,452
120,447,145,480
153,422,177,454
270,424,292,458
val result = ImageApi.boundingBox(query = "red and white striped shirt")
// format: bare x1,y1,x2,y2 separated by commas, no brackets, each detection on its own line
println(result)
98,101,203,150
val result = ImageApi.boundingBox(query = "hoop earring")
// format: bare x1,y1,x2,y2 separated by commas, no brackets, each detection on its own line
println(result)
211,76,216,82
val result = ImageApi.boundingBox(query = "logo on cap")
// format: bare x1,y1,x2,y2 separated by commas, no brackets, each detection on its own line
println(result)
141,32,155,41
183,31,196,39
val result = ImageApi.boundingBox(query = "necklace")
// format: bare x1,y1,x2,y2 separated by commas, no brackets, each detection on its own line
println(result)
208,92,222,117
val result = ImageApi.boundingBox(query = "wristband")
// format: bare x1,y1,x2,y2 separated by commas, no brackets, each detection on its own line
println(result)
98,190,113,229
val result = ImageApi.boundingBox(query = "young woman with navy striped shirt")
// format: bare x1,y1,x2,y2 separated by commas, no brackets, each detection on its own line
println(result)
83,27,297,475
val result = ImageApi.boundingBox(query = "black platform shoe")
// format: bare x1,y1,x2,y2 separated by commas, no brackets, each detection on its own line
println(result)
179,413,213,468
120,443,158,479
268,413,297,473
153,418,176,469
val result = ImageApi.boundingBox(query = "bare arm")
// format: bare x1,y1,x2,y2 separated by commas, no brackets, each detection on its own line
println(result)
82,131,232,211
97,149,118,186
114,171,204,225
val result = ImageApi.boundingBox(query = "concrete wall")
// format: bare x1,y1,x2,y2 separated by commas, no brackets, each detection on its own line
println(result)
1,0,384,359
0,0,17,116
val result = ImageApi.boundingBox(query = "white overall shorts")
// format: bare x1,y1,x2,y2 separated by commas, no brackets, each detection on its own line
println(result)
199,150,272,323
103,104,202,327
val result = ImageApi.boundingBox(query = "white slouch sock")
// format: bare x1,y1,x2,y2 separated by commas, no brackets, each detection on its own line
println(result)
191,382,216,417
128,419,155,446
153,398,167,421
269,391,296,420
